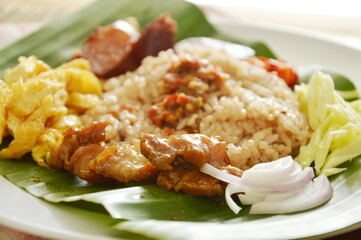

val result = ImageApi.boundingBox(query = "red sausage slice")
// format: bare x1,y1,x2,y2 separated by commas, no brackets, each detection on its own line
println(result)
80,14,177,78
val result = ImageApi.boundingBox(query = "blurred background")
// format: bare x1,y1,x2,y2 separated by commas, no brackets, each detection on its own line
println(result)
1,0,361,49
0,0,360,239
191,0,361,45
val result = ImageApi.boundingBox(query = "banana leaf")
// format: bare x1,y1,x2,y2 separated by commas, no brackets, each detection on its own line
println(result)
0,0,360,239
111,155,361,240
0,154,236,222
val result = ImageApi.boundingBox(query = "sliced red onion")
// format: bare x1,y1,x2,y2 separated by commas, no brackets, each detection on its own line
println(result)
175,37,255,60
200,156,333,215
242,167,315,192
200,163,244,185
241,187,272,197
259,189,302,201
225,183,243,214
242,156,302,183
249,175,333,214
238,193,266,205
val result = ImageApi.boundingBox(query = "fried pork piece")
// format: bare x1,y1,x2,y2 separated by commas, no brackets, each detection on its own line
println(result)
140,134,243,196
157,168,225,196
51,122,109,183
92,143,159,182
52,122,158,183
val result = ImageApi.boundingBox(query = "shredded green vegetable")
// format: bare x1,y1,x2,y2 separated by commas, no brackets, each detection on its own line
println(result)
295,71,361,176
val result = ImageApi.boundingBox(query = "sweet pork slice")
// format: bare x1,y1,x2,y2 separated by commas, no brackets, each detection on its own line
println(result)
140,134,242,196
52,122,158,183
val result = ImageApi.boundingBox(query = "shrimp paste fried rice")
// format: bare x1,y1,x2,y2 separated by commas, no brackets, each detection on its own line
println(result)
81,48,310,170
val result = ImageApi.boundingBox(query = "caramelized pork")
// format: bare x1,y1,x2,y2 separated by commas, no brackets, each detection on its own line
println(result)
51,122,109,183
157,168,225,196
52,122,158,183
140,134,242,196
91,143,158,182
67,144,107,183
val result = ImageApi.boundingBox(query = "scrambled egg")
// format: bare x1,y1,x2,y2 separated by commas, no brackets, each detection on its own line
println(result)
0,81,10,144
0,56,102,167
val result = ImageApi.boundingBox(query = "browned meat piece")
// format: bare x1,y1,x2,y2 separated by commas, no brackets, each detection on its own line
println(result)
51,122,109,183
158,168,224,196
91,144,158,182
140,134,176,171
141,134,230,169
51,122,107,169
52,122,158,183
140,134,242,196
68,144,108,183
79,14,176,78
131,13,176,65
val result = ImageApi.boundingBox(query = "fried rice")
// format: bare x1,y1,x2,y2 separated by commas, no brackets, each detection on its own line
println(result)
81,48,310,170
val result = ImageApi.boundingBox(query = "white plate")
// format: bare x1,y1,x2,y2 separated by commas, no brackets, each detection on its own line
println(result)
215,19,361,89
1,19,361,240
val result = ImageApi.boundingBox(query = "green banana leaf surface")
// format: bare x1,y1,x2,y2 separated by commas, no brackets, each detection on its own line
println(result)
0,0,360,239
